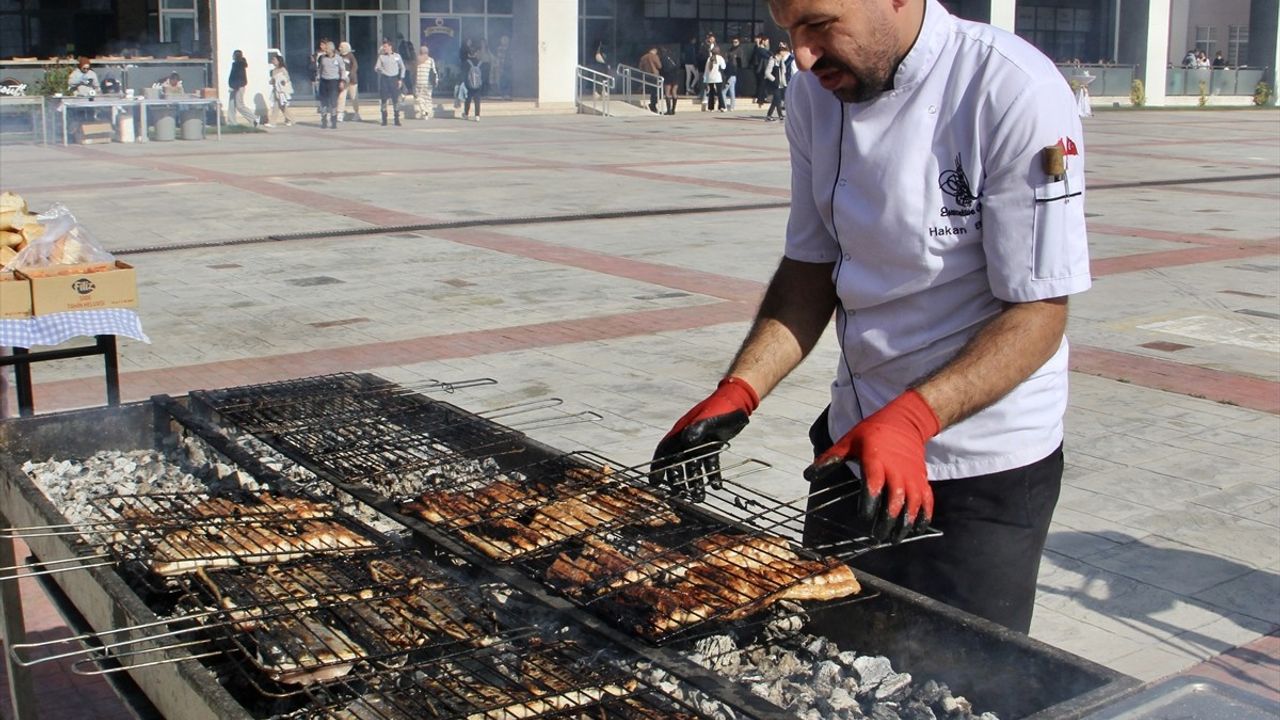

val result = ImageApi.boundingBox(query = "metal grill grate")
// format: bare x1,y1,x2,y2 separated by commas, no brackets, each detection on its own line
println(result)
295,640,702,720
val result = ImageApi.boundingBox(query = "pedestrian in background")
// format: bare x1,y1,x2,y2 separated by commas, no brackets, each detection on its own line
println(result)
724,37,745,110
375,39,406,126
266,54,295,127
660,46,681,115
638,46,662,113
682,36,699,96
752,35,772,106
414,45,438,120
336,41,361,122
227,49,258,127
764,41,793,122
316,40,346,129
397,35,416,92
703,47,726,112
461,38,484,121
493,35,512,100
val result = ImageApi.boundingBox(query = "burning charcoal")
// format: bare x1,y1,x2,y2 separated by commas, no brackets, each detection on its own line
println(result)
900,700,939,720
851,656,893,695
691,635,741,674
820,687,861,715
798,709,824,720
813,659,844,696
870,704,903,720
805,637,833,659
912,679,946,706
941,694,974,717
978,714,998,720
875,672,913,701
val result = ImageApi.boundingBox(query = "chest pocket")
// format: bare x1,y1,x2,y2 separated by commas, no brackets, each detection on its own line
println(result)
1032,177,1086,280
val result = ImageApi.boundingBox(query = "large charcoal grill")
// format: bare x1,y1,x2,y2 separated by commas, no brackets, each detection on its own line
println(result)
0,375,1141,719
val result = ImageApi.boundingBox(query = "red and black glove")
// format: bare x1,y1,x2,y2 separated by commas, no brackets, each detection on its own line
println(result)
804,389,940,543
651,377,760,501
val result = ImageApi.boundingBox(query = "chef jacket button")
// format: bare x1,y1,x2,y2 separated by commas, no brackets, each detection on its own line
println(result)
838,178,848,187
853,373,862,379
928,104,937,114
843,253,851,261
847,308,856,315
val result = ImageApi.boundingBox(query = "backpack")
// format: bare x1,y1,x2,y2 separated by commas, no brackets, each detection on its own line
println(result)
466,60,483,90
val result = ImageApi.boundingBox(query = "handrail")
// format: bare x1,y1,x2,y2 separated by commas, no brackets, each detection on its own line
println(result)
575,64,613,116
615,62,662,113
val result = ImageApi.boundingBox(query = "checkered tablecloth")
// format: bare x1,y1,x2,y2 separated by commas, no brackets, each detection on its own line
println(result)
0,309,149,348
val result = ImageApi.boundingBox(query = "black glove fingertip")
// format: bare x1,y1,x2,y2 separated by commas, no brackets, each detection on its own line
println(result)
859,488,880,524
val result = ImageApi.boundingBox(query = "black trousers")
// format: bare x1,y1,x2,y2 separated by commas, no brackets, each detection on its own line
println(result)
378,75,401,116
803,406,1062,633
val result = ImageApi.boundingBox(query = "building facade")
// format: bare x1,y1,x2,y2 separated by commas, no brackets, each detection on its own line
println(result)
0,0,1276,107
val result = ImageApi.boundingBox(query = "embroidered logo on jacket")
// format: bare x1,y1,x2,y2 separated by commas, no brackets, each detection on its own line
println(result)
938,154,978,216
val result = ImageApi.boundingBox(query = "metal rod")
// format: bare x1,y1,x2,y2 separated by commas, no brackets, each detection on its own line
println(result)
71,645,225,676
0,555,114,582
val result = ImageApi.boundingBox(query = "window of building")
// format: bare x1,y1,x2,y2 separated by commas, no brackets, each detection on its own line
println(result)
160,0,200,55
1228,25,1248,67
1194,25,1215,56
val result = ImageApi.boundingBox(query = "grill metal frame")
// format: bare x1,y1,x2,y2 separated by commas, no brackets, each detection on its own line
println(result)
0,386,1142,720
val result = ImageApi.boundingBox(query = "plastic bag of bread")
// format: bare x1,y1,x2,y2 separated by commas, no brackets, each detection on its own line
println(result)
1,203,115,274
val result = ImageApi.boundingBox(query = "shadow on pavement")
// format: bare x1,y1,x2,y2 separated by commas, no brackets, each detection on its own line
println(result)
1038,531,1280,695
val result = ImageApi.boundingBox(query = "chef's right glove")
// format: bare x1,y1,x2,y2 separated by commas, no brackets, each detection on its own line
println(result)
650,377,759,501
804,389,939,544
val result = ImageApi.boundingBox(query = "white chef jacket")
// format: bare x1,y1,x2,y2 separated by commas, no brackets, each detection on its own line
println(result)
784,0,1091,480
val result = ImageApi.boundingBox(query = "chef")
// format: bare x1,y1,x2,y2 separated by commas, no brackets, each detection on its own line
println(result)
652,0,1090,633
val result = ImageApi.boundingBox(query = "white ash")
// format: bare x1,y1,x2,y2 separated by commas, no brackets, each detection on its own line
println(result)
681,613,999,720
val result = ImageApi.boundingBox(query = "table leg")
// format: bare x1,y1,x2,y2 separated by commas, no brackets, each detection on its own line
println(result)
216,100,221,140
138,104,147,143
61,104,67,146
12,347,33,418
0,507,39,720
98,335,120,406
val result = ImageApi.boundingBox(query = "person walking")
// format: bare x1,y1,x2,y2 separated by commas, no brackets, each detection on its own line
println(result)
316,40,346,128
336,41,361,122
682,36,700,97
638,46,663,113
703,47,726,112
266,54,295,127
752,35,772,106
493,35,512,99
763,42,793,121
227,49,258,126
414,45,438,120
652,0,1090,635
660,46,681,115
722,43,739,111
461,39,485,121
374,39,406,126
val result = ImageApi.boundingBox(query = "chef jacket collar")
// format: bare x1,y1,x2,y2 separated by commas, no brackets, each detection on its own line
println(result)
889,0,952,95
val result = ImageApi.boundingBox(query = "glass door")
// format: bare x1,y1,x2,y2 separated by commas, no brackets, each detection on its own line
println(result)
280,13,314,80
347,14,381,89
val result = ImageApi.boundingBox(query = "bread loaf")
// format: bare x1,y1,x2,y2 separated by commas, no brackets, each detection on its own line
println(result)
19,221,44,244
0,192,26,215
0,230,21,248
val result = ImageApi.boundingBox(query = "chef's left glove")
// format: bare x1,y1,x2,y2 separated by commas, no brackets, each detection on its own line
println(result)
650,377,759,502
804,389,940,544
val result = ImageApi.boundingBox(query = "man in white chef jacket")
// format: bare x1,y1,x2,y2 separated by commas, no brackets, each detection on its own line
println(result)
652,0,1090,633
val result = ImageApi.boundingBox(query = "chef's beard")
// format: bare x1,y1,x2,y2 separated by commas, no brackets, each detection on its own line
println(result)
818,9,902,103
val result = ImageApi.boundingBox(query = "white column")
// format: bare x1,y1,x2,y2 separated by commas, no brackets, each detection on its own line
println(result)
211,0,271,123
1143,0,1171,106
536,0,578,107
1273,19,1280,107
988,0,1018,33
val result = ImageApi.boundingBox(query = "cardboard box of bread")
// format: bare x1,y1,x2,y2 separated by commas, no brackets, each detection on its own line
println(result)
0,191,137,316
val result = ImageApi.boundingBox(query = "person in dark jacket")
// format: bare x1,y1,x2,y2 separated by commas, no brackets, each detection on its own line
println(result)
227,49,258,126
752,34,772,106
681,37,699,96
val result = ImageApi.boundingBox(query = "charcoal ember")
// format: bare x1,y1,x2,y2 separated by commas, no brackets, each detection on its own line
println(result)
875,672,913,701
900,700,939,720
941,694,974,717
691,635,742,674
870,704,903,720
912,680,946,706
852,656,893,695
819,687,862,716
813,659,844,696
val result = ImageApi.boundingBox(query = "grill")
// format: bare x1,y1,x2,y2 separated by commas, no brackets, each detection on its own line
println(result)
0,376,1141,720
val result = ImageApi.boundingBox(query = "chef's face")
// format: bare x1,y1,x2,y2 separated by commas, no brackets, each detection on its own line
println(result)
771,0,912,103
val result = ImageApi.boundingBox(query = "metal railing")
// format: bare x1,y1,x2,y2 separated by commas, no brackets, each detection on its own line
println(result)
1055,64,1135,97
1165,67,1267,96
615,63,662,113
575,64,613,116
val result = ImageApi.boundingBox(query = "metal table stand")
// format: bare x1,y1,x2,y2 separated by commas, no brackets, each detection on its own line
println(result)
0,335,120,417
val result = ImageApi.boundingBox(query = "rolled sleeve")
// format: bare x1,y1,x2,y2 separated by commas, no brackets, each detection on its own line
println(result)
980,78,1092,302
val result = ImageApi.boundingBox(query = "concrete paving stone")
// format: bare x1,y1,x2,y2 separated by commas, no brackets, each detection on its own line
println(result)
1044,523,1139,560
1192,570,1280,624
1106,643,1208,683
1128,506,1280,569
1083,533,1256,596
1237,497,1280,527
1028,604,1151,665
1189,482,1280,516
1065,465,1225,508
1135,450,1280,491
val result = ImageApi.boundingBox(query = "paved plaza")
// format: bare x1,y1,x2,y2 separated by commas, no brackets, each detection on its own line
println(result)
0,105,1278,717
